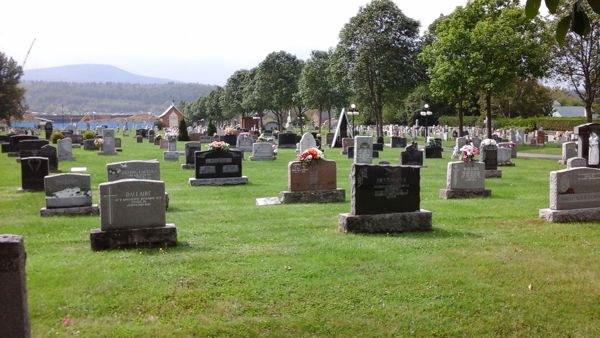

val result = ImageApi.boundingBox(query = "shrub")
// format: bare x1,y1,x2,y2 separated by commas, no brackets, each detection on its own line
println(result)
437,115,598,131
50,131,64,144
207,121,217,136
82,131,96,140
178,118,190,141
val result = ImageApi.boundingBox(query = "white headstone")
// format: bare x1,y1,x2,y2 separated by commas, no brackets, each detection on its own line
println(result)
354,136,373,164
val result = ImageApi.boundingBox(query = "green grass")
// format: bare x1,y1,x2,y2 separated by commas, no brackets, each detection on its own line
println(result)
1,135,599,337
517,143,562,155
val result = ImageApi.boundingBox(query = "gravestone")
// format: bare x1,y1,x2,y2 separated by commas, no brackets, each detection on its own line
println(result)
497,147,514,166
107,160,168,209
471,137,481,148
560,141,578,165
298,133,317,154
574,123,600,168
250,142,276,161
70,134,83,145
136,135,143,143
498,142,517,158
20,157,49,191
154,135,162,146
401,142,424,166
90,179,177,250
567,157,587,169
372,143,384,151
536,130,546,145
18,139,49,159
189,149,248,185
8,135,38,156
326,133,335,146
354,136,373,164
39,145,58,172
439,161,491,199
236,133,254,152
0,234,30,338
341,138,353,155
148,130,155,143
40,173,99,216
425,139,443,159
99,129,116,155
57,138,75,161
481,143,502,178
220,134,238,146
159,138,168,149
339,164,432,233
277,133,297,148
539,167,600,222
182,142,201,169
347,146,354,159
390,136,407,148
115,138,122,150
163,136,179,161
276,159,345,204
83,139,96,150
136,128,148,138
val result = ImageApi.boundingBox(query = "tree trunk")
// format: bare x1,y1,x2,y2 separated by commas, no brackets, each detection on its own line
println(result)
586,99,593,123
327,109,331,132
486,91,492,139
318,108,323,136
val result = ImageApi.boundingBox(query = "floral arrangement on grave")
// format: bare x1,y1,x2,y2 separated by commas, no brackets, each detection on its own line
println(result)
426,137,437,148
225,127,237,135
166,129,178,141
298,147,324,167
459,144,479,163
257,133,266,142
208,141,230,152
94,137,104,150
480,138,497,148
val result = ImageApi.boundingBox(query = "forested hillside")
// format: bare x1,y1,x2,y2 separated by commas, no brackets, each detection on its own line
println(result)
23,81,216,114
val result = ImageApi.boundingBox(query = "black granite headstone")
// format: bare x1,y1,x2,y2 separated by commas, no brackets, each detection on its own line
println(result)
390,137,407,148
351,164,421,215
483,148,498,170
401,142,423,166
185,143,201,165
574,123,600,168
39,145,58,171
278,133,297,147
9,135,38,153
195,150,243,179
20,157,49,191
425,147,443,159
18,139,49,158
220,134,238,146
373,143,384,151
347,146,354,158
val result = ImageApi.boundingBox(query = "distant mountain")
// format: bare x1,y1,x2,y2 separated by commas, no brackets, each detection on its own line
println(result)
23,64,177,84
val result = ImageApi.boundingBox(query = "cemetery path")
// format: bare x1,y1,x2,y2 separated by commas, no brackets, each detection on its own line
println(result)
516,152,561,160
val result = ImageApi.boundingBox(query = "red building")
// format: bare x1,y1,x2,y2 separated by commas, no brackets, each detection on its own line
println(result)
158,104,184,128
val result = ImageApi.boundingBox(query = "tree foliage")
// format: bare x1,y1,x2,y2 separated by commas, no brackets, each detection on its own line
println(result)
525,0,600,43
421,0,551,137
178,117,190,141
254,51,304,130
0,52,27,124
551,18,600,122
334,0,421,137
223,69,250,119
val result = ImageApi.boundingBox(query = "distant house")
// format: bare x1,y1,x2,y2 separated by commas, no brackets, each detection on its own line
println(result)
158,104,184,128
552,106,588,118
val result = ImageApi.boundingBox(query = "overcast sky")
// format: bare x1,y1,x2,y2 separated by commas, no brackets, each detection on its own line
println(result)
2,0,469,85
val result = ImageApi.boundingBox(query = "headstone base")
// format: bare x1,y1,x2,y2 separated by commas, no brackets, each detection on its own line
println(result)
278,189,345,204
97,151,117,156
181,164,194,169
539,207,600,223
249,156,276,161
485,170,502,178
498,162,515,167
255,197,282,206
278,144,296,148
90,224,177,251
189,176,248,186
59,156,75,161
338,209,432,233
163,152,179,161
40,204,99,217
439,189,491,199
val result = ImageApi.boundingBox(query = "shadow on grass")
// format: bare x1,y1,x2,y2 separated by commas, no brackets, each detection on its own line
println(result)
350,227,481,240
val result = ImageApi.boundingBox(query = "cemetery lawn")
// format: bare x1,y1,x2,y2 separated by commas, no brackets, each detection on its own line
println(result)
516,143,562,155
1,136,599,337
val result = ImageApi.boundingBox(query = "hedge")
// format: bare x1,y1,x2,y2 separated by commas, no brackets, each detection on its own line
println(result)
437,116,598,131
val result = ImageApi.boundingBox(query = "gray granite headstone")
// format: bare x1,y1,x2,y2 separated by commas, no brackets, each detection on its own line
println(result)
549,167,600,210
167,137,177,151
497,147,512,164
107,160,160,181
101,129,116,154
44,173,92,208
298,132,317,154
250,142,275,160
447,161,485,190
561,142,577,164
236,134,255,152
0,234,30,338
99,179,166,231
354,136,373,164
57,138,75,161
567,157,587,169
184,142,201,165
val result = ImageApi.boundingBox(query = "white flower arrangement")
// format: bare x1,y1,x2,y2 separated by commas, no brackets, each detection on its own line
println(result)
480,138,497,147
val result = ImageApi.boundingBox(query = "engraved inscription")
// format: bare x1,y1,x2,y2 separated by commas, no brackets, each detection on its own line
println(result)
206,158,232,164
0,258,20,272
199,166,217,174
373,177,409,199
222,164,240,173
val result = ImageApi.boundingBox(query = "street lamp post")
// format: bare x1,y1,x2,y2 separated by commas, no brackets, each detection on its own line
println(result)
348,104,359,137
420,104,433,139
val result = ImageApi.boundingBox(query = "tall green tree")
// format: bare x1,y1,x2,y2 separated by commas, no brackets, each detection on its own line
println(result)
205,87,225,125
298,50,336,135
422,0,551,138
254,51,304,130
525,0,600,43
241,68,267,130
0,52,27,125
223,69,250,120
334,0,421,137
551,18,599,122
